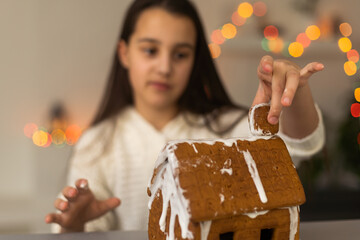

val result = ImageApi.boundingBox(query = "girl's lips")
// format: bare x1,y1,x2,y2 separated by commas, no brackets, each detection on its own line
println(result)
148,81,171,91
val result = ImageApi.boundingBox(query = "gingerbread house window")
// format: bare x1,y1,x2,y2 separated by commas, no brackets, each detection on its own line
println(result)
147,104,306,240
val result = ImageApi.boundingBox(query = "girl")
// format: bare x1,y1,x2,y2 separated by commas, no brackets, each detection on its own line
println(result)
45,0,325,233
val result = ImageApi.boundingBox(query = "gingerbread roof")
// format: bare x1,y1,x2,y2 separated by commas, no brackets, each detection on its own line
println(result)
148,136,305,223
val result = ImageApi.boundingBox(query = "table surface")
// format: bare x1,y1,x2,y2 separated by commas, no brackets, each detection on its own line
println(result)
1,219,359,240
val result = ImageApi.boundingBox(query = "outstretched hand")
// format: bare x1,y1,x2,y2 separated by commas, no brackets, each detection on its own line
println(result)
45,179,121,232
253,55,324,125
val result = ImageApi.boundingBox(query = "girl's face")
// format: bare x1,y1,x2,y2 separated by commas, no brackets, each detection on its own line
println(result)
119,7,196,113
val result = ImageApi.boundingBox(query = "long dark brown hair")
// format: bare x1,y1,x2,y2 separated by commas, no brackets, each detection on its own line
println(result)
92,0,248,134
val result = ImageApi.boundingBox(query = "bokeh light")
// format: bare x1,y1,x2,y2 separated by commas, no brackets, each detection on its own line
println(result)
237,2,253,18
264,25,278,40
296,33,311,48
347,49,359,63
66,124,82,145
344,61,357,76
351,103,360,117
221,23,237,39
261,38,270,52
24,123,38,138
253,1,267,17
32,130,49,147
211,29,225,45
208,43,221,59
231,11,246,26
305,25,321,40
338,37,352,52
51,129,66,145
268,38,284,54
43,133,52,148
355,88,360,102
339,22,352,37
288,42,304,58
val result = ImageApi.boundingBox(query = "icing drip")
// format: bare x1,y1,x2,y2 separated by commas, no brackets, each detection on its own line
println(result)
244,210,269,219
242,150,268,203
200,221,212,240
192,143,198,153
288,206,299,240
148,145,193,240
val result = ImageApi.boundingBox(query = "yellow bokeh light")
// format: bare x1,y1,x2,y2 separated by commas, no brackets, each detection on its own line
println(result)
339,22,352,37
305,25,321,40
344,61,357,76
237,2,253,18
355,88,360,102
288,42,304,58
268,38,284,53
51,129,66,145
338,37,352,52
221,23,237,39
32,130,48,147
208,43,221,59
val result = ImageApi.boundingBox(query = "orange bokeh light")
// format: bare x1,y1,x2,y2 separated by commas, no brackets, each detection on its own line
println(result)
339,22,352,37
338,37,352,53
351,103,360,117
237,2,253,18
296,33,311,48
221,23,237,39
24,123,38,138
51,129,66,145
288,42,304,58
347,49,359,63
211,29,225,45
268,38,284,53
355,88,360,102
253,1,267,17
208,43,221,59
305,25,321,40
231,12,246,26
264,25,278,40
66,124,82,145
344,61,357,76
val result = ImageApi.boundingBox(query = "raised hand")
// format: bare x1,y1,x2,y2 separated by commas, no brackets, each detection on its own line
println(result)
45,178,121,232
253,55,324,126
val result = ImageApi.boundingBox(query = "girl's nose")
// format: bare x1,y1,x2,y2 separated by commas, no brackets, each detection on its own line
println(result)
157,53,172,77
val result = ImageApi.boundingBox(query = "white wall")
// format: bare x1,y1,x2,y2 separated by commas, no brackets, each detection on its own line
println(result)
0,0,358,233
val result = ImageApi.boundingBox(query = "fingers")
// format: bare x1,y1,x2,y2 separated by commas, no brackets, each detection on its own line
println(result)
300,62,324,79
45,213,63,225
75,178,89,193
260,55,274,73
95,198,121,217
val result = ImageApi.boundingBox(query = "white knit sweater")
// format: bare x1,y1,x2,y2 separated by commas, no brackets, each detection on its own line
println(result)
52,106,325,232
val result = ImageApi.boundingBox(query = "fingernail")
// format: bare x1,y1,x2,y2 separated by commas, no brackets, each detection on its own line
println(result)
283,97,290,105
79,181,88,190
264,64,272,72
60,201,67,210
269,117,278,124
318,63,324,69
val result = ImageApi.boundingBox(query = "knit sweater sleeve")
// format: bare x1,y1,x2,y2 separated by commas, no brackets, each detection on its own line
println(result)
51,119,118,233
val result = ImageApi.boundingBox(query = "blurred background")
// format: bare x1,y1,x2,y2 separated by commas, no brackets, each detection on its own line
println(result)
0,0,359,234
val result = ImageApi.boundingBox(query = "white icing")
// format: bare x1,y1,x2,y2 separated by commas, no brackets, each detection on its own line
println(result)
148,144,193,240
192,143,198,153
249,103,272,136
288,206,299,240
200,221,212,240
220,168,233,175
244,210,269,219
242,150,268,203
219,193,225,203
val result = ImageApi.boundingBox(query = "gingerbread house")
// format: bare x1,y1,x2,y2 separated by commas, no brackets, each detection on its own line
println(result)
147,104,306,240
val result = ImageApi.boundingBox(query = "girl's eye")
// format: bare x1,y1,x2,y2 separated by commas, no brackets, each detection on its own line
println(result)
174,52,189,60
143,48,157,56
